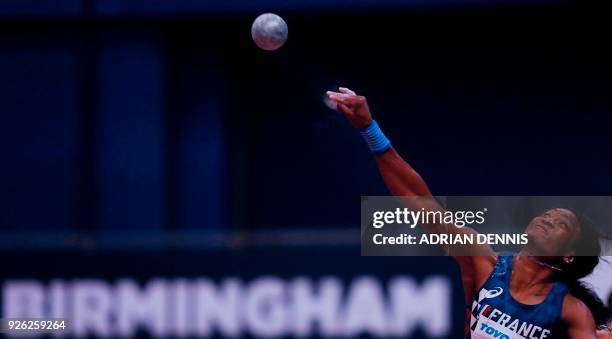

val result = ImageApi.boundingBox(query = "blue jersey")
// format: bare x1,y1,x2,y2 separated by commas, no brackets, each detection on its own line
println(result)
467,255,568,339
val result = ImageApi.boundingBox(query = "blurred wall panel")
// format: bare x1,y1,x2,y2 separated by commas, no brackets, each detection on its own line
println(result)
0,32,80,230
166,51,225,230
95,30,166,229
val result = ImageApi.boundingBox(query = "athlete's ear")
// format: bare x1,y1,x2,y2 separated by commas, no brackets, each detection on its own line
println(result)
562,255,574,265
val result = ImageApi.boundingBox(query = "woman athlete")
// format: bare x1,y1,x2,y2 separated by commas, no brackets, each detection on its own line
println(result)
326,87,611,338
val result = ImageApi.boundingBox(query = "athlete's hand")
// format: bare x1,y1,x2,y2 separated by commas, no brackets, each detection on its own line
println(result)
326,87,373,129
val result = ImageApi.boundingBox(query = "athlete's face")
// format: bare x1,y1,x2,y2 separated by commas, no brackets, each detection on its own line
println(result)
524,208,581,256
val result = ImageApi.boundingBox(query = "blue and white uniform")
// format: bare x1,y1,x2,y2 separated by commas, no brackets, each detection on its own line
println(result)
467,255,568,339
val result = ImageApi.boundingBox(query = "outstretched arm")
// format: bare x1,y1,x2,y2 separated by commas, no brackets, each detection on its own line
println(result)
326,87,497,302
374,147,432,197
326,87,485,239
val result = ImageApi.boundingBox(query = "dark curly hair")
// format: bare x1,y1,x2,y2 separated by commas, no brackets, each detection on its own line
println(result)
557,214,611,332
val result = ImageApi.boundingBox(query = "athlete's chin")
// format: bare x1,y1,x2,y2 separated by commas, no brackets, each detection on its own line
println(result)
524,233,557,256
525,230,545,245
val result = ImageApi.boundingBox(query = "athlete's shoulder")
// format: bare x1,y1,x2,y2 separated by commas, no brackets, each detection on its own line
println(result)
562,294,597,336
470,252,504,276
563,293,589,314
472,253,498,266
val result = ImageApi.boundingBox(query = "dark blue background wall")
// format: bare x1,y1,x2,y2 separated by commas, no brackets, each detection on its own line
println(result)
0,1,610,232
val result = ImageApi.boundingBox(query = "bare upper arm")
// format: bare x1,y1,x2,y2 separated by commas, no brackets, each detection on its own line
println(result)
456,255,497,303
395,196,497,256
394,196,498,302
563,295,597,339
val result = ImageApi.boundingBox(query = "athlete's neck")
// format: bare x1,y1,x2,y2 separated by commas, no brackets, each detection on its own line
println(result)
511,253,556,293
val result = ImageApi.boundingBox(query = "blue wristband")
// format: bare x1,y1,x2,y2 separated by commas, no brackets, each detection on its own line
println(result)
360,120,391,154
